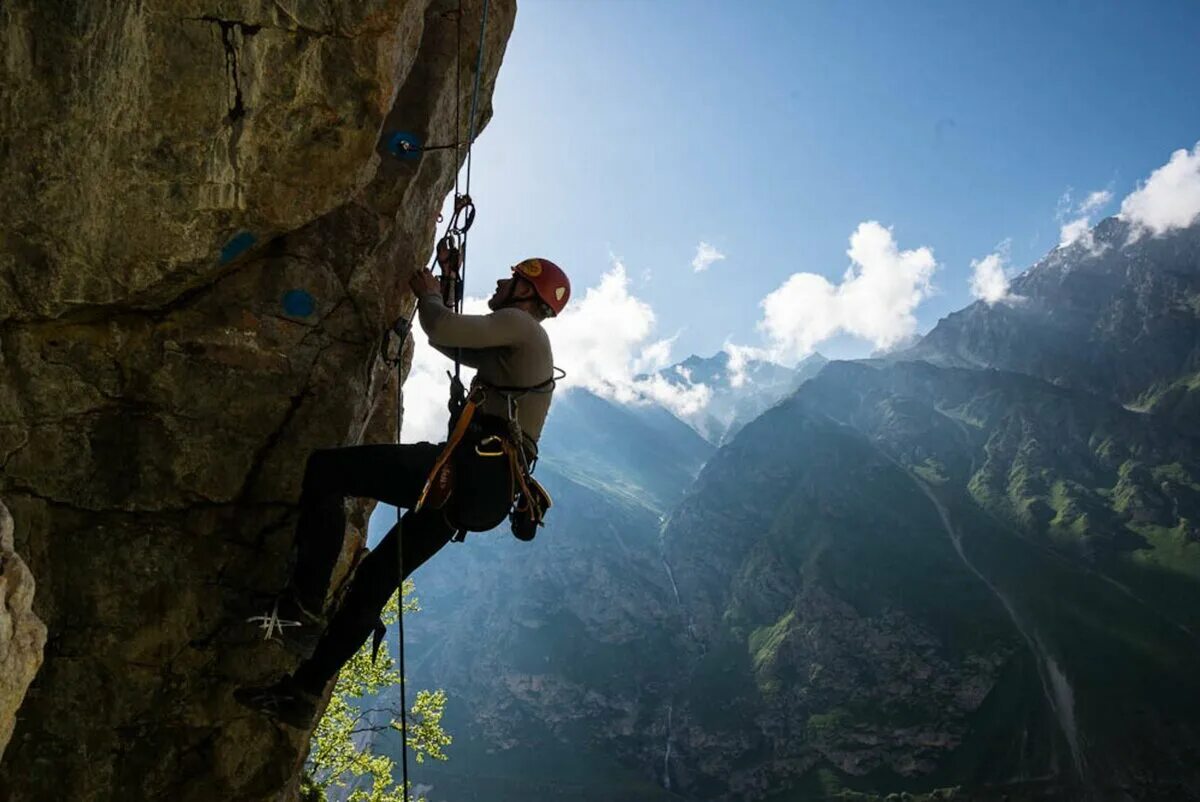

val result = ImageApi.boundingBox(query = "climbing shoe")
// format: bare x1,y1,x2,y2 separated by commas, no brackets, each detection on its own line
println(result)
234,676,320,729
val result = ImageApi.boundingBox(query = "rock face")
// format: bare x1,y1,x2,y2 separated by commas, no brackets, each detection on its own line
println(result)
0,499,46,759
0,2,514,800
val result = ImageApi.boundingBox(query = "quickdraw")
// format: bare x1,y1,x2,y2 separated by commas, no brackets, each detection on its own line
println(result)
433,192,475,312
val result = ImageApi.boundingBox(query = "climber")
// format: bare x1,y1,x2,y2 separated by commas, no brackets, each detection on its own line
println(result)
234,258,570,727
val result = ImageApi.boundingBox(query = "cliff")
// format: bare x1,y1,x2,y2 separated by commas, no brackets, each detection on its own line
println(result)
0,1,514,799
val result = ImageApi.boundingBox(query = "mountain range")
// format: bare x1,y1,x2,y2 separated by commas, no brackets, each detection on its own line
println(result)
390,216,1200,801
644,352,829,445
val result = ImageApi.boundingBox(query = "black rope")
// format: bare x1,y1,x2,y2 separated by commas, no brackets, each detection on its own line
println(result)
455,0,464,193
396,534,410,802
384,317,412,802
395,553,412,802
465,0,491,199
450,0,489,411
449,0,490,424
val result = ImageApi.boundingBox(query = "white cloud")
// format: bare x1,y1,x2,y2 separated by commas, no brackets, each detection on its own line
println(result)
723,342,770,388
628,373,713,416
546,260,713,417
1056,189,1076,221
969,247,1014,305
691,241,726,272
1079,189,1113,215
756,221,937,361
633,335,676,375
399,296,491,443
1119,142,1200,238
545,261,654,392
1058,217,1097,251
1054,186,1112,255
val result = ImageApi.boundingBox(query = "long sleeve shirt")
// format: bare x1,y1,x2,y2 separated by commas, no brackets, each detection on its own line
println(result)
417,293,555,442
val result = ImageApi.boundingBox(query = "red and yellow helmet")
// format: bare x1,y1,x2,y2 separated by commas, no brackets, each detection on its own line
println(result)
512,258,571,316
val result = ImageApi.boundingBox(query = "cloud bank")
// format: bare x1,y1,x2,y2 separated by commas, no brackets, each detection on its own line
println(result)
544,261,712,416
757,221,937,361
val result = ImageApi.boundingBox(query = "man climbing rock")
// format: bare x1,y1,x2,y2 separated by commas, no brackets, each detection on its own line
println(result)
236,258,570,727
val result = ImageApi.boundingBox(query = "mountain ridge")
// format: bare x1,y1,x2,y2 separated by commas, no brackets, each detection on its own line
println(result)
398,217,1200,801
642,351,829,445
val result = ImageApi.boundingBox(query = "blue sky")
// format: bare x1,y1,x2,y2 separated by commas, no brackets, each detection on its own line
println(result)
449,0,1200,364
386,0,1200,531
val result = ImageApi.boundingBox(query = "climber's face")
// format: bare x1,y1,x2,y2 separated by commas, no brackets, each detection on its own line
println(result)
487,276,535,311
487,277,514,310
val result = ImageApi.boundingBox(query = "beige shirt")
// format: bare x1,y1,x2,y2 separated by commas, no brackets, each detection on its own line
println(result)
417,293,555,442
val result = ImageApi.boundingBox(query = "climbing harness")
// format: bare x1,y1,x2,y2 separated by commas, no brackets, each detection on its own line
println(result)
491,373,561,541
411,370,563,542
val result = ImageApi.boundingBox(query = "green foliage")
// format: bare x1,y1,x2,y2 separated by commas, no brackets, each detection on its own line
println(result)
749,610,796,694
806,708,851,735
750,610,795,670
912,459,949,486
303,581,452,802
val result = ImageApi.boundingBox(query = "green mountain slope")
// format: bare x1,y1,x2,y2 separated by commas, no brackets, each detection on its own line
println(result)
660,359,1200,799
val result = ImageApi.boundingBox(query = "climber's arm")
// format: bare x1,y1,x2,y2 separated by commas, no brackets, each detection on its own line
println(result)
428,339,485,367
417,293,525,350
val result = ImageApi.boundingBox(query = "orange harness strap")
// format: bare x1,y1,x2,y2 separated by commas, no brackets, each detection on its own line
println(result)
414,393,551,533
413,398,480,513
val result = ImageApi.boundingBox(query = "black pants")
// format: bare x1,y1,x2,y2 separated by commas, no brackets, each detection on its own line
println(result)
289,443,456,695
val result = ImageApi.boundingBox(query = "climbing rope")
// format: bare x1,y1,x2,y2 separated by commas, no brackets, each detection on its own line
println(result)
442,0,492,425
396,545,410,802
390,2,492,800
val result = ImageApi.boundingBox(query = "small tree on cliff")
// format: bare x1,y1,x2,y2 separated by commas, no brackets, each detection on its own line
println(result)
302,581,451,802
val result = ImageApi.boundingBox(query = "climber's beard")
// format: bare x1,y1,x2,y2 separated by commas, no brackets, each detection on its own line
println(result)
487,277,518,311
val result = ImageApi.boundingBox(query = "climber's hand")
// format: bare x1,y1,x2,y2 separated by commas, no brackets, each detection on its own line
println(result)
409,268,441,297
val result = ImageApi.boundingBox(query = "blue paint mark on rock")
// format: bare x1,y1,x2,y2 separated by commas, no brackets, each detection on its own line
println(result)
220,231,257,265
386,130,422,161
282,289,316,318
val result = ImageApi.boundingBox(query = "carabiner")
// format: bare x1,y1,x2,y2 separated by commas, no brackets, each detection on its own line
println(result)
451,194,476,234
